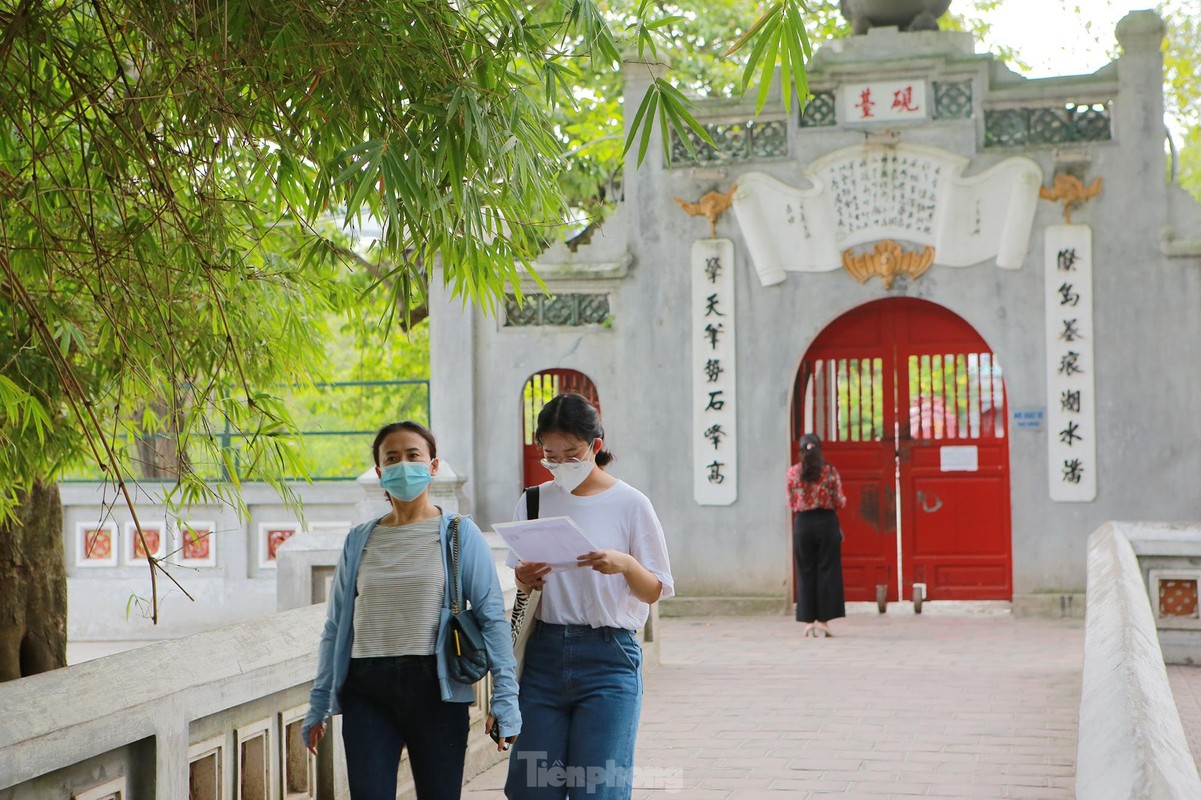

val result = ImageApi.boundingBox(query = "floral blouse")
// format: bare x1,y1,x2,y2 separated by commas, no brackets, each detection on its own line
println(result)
786,463,847,513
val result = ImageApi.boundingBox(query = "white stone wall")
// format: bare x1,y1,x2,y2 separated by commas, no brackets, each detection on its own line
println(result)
62,470,467,649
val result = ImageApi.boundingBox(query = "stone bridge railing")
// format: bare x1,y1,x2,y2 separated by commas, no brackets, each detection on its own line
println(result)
1077,522,1201,800
0,603,326,800
0,521,514,800
0,593,520,800
0,526,660,800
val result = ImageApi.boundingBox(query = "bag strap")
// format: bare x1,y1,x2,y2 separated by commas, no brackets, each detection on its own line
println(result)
513,488,541,639
449,515,463,614
526,485,539,520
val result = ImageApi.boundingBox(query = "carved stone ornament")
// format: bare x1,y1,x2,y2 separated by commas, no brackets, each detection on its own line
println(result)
842,240,935,288
1038,174,1103,224
840,0,952,35
731,143,1043,287
674,185,739,238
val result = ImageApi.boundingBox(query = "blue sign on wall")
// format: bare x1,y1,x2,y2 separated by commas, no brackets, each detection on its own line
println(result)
1011,407,1046,431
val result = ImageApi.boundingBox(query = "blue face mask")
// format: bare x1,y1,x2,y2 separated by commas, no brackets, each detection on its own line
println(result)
379,461,433,502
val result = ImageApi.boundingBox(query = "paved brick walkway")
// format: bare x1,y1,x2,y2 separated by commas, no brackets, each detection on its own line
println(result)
1168,665,1201,769
464,611,1083,799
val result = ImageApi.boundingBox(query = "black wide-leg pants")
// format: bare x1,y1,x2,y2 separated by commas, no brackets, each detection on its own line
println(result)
794,508,846,623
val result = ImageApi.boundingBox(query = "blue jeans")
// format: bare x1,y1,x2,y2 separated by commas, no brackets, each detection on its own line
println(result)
505,623,643,800
341,655,469,800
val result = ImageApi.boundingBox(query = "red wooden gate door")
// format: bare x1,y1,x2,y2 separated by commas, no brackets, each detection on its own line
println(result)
794,298,1012,603
793,307,897,603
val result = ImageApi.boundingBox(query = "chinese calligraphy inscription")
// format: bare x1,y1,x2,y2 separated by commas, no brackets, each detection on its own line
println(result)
693,239,738,505
731,144,1042,287
1045,225,1097,502
841,80,929,123
817,151,943,240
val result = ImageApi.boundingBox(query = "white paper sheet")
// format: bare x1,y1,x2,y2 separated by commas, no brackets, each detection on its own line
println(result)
492,516,598,568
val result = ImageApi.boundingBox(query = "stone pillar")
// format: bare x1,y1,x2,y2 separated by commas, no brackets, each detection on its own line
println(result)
429,463,470,514
276,534,348,610
155,707,190,800
1115,11,1168,197
428,256,479,512
353,467,392,523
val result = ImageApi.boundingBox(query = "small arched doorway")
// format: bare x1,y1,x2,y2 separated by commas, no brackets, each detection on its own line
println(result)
520,369,602,488
792,298,1012,603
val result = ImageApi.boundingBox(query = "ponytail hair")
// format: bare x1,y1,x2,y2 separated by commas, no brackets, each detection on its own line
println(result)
536,393,614,467
799,433,824,482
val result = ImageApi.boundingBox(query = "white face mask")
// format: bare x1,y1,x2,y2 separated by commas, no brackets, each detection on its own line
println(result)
541,456,593,493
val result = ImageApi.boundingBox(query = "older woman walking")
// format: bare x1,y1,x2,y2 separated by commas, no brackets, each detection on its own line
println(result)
302,420,520,799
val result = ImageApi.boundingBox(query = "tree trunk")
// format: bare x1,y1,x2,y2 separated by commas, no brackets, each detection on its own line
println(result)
134,399,190,478
0,480,67,682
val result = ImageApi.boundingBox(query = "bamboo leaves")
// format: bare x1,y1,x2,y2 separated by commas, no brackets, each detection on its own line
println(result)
0,375,50,445
724,0,814,114
0,0,822,621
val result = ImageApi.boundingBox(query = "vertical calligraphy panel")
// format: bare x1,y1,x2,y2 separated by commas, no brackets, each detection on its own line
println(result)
1045,225,1097,501
693,239,738,505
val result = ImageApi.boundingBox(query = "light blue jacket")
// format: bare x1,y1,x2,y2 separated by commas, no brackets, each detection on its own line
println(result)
302,511,521,741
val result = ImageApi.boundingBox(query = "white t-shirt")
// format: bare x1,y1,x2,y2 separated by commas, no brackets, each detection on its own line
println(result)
507,480,675,630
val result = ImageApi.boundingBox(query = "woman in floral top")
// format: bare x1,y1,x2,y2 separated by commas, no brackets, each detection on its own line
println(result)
786,433,847,637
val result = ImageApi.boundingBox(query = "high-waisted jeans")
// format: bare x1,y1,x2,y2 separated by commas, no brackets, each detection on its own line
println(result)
505,622,643,799
340,655,469,800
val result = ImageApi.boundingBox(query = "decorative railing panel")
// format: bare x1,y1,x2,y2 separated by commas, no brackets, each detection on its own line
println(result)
503,293,610,327
933,80,973,119
667,119,789,166
984,102,1113,147
799,91,837,128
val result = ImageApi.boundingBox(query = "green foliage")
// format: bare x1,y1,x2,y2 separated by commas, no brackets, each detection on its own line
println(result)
2,0,821,544
620,0,848,98
291,315,433,479
1178,128,1201,198
327,320,431,386
562,1,849,216
1161,0,1201,197
723,0,814,116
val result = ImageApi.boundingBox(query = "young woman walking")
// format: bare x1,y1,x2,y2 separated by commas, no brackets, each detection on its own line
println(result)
504,393,674,800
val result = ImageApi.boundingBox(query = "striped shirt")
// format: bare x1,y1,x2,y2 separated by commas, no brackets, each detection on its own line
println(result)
351,518,444,658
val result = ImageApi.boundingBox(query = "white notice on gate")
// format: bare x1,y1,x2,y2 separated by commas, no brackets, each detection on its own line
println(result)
940,446,979,472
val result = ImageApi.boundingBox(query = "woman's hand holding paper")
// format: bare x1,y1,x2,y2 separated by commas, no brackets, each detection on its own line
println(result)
515,560,551,590
576,550,632,575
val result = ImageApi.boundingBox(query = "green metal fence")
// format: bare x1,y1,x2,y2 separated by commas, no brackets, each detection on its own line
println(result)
62,379,430,482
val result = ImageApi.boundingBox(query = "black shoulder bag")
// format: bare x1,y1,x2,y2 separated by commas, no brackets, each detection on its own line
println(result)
446,515,489,684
